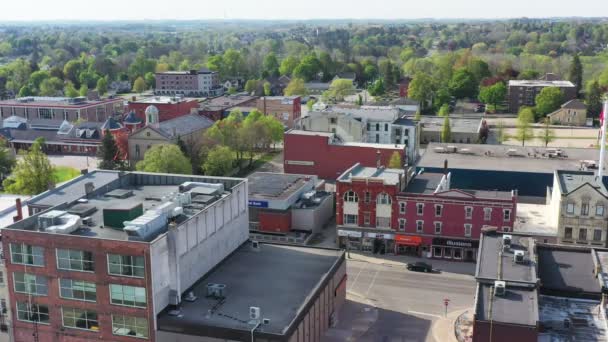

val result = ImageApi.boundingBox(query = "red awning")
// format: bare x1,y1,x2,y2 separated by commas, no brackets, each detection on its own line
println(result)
395,235,422,246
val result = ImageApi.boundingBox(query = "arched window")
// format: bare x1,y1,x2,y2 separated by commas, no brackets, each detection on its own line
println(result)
377,193,392,205
343,191,358,203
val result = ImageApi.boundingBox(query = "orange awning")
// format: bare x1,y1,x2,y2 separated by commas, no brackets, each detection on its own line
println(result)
395,235,422,246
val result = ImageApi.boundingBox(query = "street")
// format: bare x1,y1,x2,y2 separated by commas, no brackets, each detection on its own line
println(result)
323,257,476,342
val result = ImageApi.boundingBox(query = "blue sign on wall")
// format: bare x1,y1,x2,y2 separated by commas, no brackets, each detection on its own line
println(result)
248,200,269,208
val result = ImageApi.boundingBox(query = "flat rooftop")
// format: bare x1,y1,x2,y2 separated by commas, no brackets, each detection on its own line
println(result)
405,172,444,194
476,233,537,285
248,172,313,200
476,283,538,326
537,245,601,296
557,170,608,196
538,295,607,341
0,96,120,108
418,143,606,174
157,243,344,336
509,79,575,88
514,203,557,237
202,95,257,109
129,96,197,104
339,165,404,185
418,117,482,133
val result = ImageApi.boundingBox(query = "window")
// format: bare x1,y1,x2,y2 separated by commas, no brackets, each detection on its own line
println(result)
483,208,492,221
13,272,48,296
399,219,406,231
465,207,473,219
416,220,423,233
385,123,389,131
377,193,392,205
344,191,358,203
565,227,573,239
579,228,588,241
10,243,44,266
59,279,97,302
399,202,406,214
464,224,472,237
597,204,605,217
503,209,511,222
433,247,443,257
376,217,390,228
363,213,370,226
594,229,603,242
0,299,6,314
434,222,442,234
435,205,443,217
57,249,94,272
62,307,99,331
112,315,149,339
376,123,380,131
417,203,424,215
375,134,379,143
16,302,49,324
343,214,358,225
39,108,53,120
566,203,575,214
330,118,337,124
0,271,4,285
581,203,590,216
366,123,370,130
110,284,147,308
108,254,145,278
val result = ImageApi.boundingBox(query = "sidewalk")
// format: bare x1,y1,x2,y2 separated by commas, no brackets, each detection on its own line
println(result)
322,291,379,342
347,252,476,276
431,308,472,342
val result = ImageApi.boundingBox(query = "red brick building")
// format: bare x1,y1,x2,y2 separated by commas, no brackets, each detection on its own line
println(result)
284,130,406,180
336,164,517,261
256,96,301,129
0,96,124,122
126,96,199,123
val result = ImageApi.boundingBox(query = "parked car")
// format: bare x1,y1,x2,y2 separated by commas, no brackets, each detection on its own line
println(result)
406,262,433,273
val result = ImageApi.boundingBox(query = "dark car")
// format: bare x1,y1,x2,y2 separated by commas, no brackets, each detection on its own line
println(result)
406,262,433,273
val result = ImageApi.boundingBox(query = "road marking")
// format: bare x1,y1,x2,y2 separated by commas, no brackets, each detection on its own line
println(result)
407,310,442,319
347,262,367,291
365,269,379,297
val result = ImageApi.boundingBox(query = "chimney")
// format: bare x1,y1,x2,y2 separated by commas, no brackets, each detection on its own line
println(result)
444,159,448,176
376,150,381,169
12,198,23,222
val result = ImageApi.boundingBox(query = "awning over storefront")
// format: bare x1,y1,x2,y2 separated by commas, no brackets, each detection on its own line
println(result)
395,235,422,246
432,237,479,249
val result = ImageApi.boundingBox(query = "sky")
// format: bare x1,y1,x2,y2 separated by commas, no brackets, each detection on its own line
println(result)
1,0,606,21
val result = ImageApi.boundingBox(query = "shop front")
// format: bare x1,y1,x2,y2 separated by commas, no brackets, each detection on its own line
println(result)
431,237,479,262
394,235,423,256
338,229,395,254
338,229,363,251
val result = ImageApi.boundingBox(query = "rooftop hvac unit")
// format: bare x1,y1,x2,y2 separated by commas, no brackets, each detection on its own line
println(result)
183,291,198,302
514,250,525,263
494,281,506,296
206,283,226,299
502,234,512,246
249,307,261,320
252,241,260,249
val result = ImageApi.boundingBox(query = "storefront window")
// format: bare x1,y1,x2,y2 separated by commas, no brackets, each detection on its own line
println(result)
433,247,442,258
454,249,462,259
444,248,453,259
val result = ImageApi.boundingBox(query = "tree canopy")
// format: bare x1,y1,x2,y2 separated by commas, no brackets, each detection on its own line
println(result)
388,152,402,169
323,79,355,103
535,87,564,118
3,138,54,195
135,144,192,174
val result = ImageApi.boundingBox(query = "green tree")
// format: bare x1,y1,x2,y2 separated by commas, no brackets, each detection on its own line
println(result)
357,94,363,106
293,55,321,81
538,118,555,147
245,79,259,94
496,121,508,144
448,68,477,99
263,82,272,96
3,138,54,195
388,151,402,168
144,72,155,89
205,110,246,165
408,72,435,111
535,87,564,118
263,53,280,77
600,68,608,88
96,77,108,95
28,70,50,92
133,76,146,93
307,99,316,111
18,85,33,97
79,84,88,97
438,104,450,117
279,56,300,76
64,82,79,98
0,142,15,179
514,107,535,146
63,59,83,87
586,80,603,119
368,79,385,96
203,146,235,176
39,77,64,96
441,116,452,143
323,79,355,102
478,82,507,111
283,78,307,96
97,129,124,170
518,70,540,80
568,54,583,96
414,110,421,121
136,144,192,174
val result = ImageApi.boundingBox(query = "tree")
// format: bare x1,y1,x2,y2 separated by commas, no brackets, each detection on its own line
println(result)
18,85,33,97
414,110,421,121
279,56,299,76
438,104,450,117
478,120,489,144
535,87,564,118
388,151,402,168
408,72,435,111
307,99,316,111
3,138,54,195
79,84,88,97
283,78,307,96
203,146,235,176
448,68,477,99
133,76,146,93
517,70,540,80
496,121,507,144
514,107,535,146
441,116,452,143
29,70,50,92
0,141,15,180
368,79,385,96
538,118,556,147
96,77,108,95
97,129,124,170
357,94,363,106
136,144,192,174
39,77,64,96
600,68,608,88
323,79,355,102
144,72,155,89
64,82,79,98
568,54,583,96
245,80,259,94
586,80,602,119
263,82,271,96
263,53,280,77
293,55,321,81
478,82,507,111
63,59,83,87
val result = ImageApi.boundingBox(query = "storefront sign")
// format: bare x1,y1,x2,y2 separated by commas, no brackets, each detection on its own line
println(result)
248,200,269,208
366,232,394,239
338,230,362,238
432,237,479,248
395,235,423,246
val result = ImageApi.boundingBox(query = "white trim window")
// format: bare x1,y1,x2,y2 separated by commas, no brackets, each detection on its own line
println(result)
112,315,149,339
13,272,48,296
59,279,97,302
399,202,406,214
416,203,424,215
434,222,442,235
465,206,473,220
109,284,147,308
16,302,50,324
398,219,406,231
416,220,424,233
62,307,99,331
597,204,605,217
56,249,94,272
108,254,145,278
566,202,575,215
10,243,44,266
344,191,358,203
464,224,472,237
435,204,443,217
343,214,358,226
483,208,492,221
377,193,392,205
503,209,512,222
376,217,391,228
581,202,590,216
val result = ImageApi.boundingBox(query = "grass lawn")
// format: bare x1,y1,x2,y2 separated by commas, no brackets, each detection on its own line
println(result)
53,166,81,183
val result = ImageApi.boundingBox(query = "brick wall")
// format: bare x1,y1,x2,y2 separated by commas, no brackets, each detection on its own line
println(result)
473,320,538,342
258,210,292,233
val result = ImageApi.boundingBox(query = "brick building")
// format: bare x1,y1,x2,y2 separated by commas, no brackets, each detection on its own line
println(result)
508,73,577,113
2,170,249,342
284,130,406,180
336,163,517,261
199,95,258,121
154,68,223,97
126,96,200,124
256,96,301,129
0,96,124,123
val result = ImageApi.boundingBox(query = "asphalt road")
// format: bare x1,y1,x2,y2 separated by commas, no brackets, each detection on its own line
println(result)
324,259,476,342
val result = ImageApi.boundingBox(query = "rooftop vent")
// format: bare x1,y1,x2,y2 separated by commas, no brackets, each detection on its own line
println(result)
503,234,512,246
183,291,198,302
494,281,506,296
252,240,260,250
206,283,226,299
514,250,525,264
249,307,261,320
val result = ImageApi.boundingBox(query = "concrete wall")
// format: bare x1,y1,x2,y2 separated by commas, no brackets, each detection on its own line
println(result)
473,319,538,342
291,195,334,233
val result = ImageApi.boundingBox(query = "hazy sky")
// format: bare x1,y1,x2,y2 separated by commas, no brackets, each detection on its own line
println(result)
2,0,605,21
